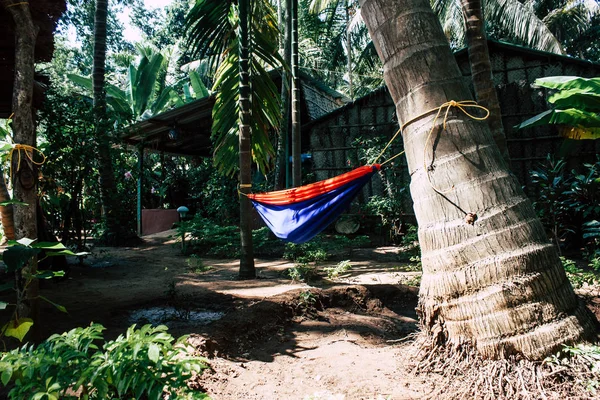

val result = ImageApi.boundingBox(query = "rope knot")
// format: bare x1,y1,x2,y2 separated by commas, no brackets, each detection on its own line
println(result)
8,144,46,181
424,100,490,194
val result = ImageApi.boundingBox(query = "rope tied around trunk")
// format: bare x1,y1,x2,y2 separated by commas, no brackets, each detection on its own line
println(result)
372,100,489,176
4,2,29,8
421,100,489,194
9,144,47,181
372,100,489,225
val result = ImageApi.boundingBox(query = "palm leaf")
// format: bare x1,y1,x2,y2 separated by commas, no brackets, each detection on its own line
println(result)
190,70,210,98
533,76,600,93
549,90,600,113
186,0,283,177
516,108,600,129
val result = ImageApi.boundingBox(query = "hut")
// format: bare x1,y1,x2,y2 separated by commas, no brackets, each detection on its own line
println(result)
0,0,66,117
122,71,349,235
306,40,600,202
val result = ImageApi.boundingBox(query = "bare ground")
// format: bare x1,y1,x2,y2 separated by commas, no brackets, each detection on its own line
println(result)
11,231,600,400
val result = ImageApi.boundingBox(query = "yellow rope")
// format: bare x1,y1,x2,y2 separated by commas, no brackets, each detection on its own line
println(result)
238,183,252,197
372,126,402,165
422,100,489,194
4,1,29,8
9,144,47,180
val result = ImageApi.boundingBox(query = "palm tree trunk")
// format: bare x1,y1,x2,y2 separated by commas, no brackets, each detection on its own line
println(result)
5,1,39,325
238,0,256,279
93,0,122,245
291,0,302,187
359,0,595,360
274,0,292,190
345,0,353,99
460,0,509,164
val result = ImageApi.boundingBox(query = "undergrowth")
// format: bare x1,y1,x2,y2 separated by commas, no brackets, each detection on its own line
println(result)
324,260,353,279
561,257,600,288
0,324,208,400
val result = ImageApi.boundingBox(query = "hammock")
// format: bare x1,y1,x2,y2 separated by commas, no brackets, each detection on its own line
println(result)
248,165,381,244
245,100,490,245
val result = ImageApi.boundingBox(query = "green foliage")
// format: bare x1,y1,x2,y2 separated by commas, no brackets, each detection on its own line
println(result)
545,344,600,395
402,224,419,246
187,255,212,274
179,216,280,258
286,263,318,283
295,290,319,316
185,0,284,177
283,235,370,263
324,260,353,279
589,256,600,273
561,257,599,288
409,255,422,268
68,45,206,122
1,239,86,342
516,76,600,140
529,155,600,253
0,323,208,400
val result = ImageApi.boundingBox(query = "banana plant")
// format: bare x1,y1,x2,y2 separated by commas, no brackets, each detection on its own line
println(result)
0,239,87,342
516,76,600,140
185,0,284,177
68,45,209,121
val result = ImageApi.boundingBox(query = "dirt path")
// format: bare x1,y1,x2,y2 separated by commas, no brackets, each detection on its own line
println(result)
26,230,441,399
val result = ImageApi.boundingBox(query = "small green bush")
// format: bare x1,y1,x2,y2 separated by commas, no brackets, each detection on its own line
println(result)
324,260,353,279
187,255,212,273
179,217,279,258
283,234,370,263
561,257,599,288
286,263,318,283
0,324,208,400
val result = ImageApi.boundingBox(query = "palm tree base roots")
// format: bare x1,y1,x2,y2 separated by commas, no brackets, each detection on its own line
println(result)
402,331,599,399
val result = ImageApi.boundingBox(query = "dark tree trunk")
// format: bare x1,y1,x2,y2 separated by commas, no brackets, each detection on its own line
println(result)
238,0,256,279
358,0,596,360
93,0,133,246
274,0,292,190
4,0,39,325
291,0,301,187
460,0,509,164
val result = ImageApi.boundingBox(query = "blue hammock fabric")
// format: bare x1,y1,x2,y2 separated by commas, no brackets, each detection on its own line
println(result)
248,165,380,244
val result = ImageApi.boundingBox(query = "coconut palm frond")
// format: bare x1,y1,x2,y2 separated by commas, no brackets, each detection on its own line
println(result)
186,0,283,177
486,0,563,54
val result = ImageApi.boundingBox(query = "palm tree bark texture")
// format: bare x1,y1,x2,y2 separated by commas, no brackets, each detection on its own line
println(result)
93,0,127,245
460,0,509,164
4,0,39,323
358,0,596,359
238,0,256,278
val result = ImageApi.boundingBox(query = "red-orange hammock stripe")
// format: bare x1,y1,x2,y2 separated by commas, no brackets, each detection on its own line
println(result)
247,165,381,243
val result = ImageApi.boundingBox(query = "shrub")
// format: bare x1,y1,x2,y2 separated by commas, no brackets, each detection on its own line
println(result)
0,324,208,400
286,263,318,283
283,234,370,263
179,216,280,258
324,260,353,279
561,257,599,288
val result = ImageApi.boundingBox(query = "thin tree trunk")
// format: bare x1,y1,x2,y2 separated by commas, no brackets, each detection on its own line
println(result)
460,0,509,164
345,0,353,99
274,0,291,190
5,0,39,326
238,0,256,279
291,0,302,187
359,0,595,360
93,0,124,245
